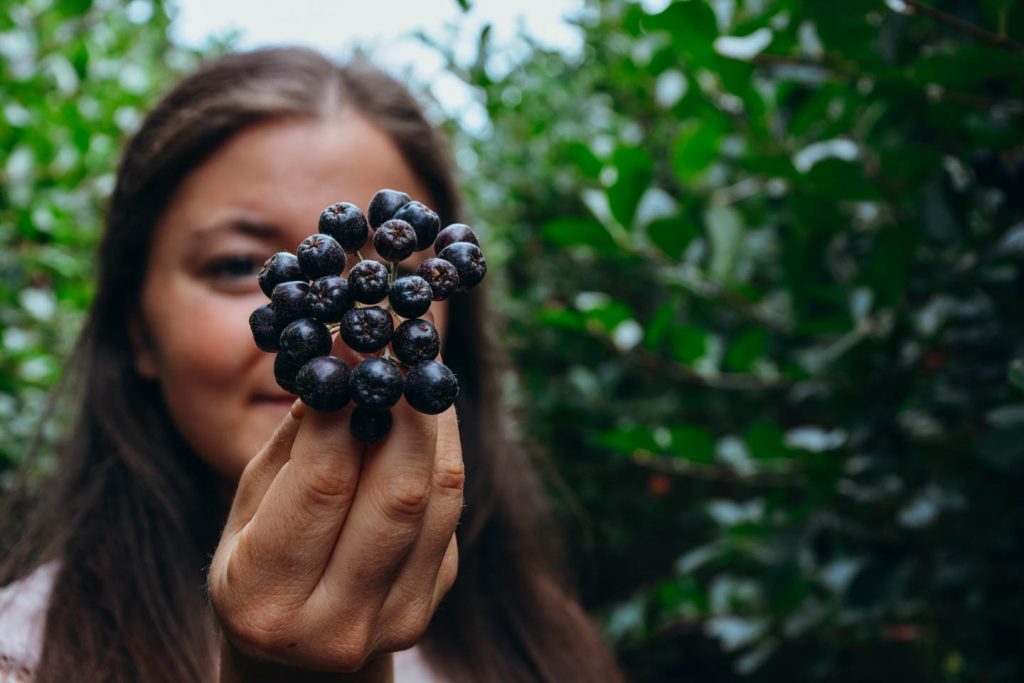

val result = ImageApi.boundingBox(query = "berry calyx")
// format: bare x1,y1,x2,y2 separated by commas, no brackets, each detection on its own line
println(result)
340,306,394,353
348,259,390,304
434,223,479,255
279,318,333,366
350,406,392,444
296,356,351,412
307,275,353,323
319,202,369,252
391,318,440,365
297,233,346,280
393,201,441,251
404,360,458,415
388,276,433,319
368,189,412,229
258,252,305,298
438,242,487,291
249,304,281,352
271,281,311,327
350,357,404,409
373,219,418,263
415,258,459,301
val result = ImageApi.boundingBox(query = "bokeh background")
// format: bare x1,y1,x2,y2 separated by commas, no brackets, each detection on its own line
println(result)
3,0,1024,680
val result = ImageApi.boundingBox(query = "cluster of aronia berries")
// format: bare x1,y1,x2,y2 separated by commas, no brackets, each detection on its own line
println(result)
248,189,487,443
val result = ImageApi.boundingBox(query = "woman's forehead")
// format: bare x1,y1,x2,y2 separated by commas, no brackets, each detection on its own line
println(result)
157,114,436,252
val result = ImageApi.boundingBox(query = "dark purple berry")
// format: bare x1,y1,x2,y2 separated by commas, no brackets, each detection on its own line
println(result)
393,201,441,251
404,360,458,415
340,306,394,353
438,242,486,291
388,276,433,319
391,318,440,365
307,275,353,323
319,202,369,252
249,304,281,352
279,318,332,366
297,234,346,279
350,406,392,444
271,281,310,326
274,353,302,394
415,258,459,301
368,189,411,229
433,223,479,255
348,259,390,304
296,355,351,412
258,252,305,298
350,357,404,409
373,219,417,263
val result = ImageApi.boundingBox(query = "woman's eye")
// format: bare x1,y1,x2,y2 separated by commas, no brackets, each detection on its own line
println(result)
205,255,262,281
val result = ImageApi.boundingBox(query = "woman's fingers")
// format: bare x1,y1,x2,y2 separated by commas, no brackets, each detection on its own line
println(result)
377,404,463,628
223,400,306,537
230,403,366,601
313,398,438,618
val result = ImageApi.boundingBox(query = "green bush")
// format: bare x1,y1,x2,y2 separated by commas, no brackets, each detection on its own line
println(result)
441,1,1024,680
0,0,199,477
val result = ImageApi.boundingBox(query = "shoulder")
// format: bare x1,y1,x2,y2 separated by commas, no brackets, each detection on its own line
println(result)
394,645,449,682
0,562,58,682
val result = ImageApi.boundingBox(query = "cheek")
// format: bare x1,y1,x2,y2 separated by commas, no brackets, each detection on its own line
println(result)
144,279,261,393
166,301,254,381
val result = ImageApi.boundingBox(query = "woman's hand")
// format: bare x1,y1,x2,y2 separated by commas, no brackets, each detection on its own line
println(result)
208,396,464,682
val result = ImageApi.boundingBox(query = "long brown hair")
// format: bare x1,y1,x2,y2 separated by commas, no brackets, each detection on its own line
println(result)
1,47,622,682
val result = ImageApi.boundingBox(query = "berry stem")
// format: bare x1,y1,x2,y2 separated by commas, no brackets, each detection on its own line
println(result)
390,261,397,283
355,250,365,262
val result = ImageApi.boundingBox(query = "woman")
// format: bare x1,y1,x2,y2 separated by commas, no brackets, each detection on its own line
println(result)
0,48,623,682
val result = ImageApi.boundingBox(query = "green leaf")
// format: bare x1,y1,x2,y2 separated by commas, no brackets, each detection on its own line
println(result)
669,425,716,463
455,0,471,11
644,298,679,350
745,421,793,460
644,1,718,61
542,217,617,253
705,205,744,283
564,141,603,179
802,158,882,201
1010,359,1024,391
607,147,653,229
584,301,634,333
537,307,586,332
647,216,697,260
672,115,729,181
596,426,660,455
670,324,707,364
725,328,767,372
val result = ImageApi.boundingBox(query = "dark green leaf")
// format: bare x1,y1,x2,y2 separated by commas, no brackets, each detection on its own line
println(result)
608,147,653,229
542,217,617,253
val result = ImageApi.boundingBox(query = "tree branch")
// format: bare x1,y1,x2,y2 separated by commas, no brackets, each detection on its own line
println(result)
898,0,1024,54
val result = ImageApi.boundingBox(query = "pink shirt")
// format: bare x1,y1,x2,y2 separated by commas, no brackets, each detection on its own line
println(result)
0,563,443,682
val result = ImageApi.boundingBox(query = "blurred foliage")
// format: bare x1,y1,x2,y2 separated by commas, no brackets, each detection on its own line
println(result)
438,0,1024,681
0,0,201,478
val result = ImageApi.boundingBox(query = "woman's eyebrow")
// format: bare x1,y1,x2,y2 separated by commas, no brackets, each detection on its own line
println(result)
190,215,283,239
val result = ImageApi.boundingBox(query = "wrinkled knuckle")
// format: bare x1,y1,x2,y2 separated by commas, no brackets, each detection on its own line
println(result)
221,607,293,654
303,467,359,509
328,626,374,672
378,470,431,523
433,457,465,496
387,612,432,653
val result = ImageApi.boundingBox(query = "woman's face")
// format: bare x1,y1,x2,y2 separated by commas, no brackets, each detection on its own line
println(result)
133,112,447,482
